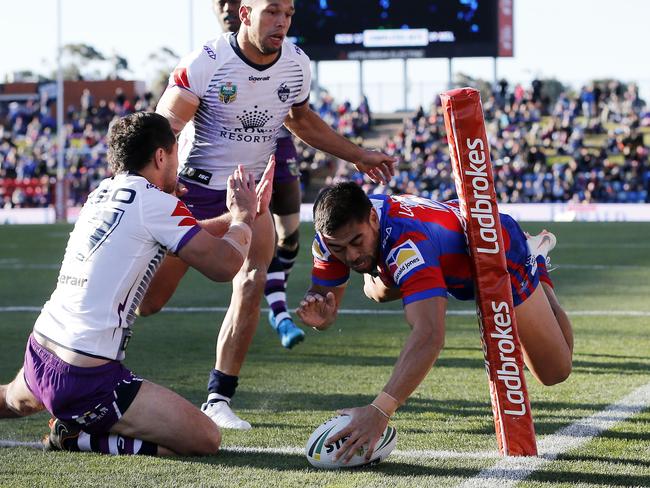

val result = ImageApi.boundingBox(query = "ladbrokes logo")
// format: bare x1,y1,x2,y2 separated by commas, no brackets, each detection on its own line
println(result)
387,240,425,284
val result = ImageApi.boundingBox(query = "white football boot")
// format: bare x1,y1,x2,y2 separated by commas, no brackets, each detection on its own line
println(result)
201,397,251,430
526,229,557,271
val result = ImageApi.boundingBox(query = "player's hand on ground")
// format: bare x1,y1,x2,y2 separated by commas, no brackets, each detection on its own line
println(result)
354,150,396,184
296,291,336,329
226,165,257,226
326,405,388,464
256,155,275,215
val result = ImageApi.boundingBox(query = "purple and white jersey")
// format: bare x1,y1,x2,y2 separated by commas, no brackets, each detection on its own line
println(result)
170,33,311,190
34,173,200,360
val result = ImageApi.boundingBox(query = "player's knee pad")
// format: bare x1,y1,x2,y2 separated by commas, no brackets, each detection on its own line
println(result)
278,228,300,252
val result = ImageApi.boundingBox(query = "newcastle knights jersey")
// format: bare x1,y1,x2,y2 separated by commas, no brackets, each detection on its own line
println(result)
312,194,537,307
34,174,201,360
169,32,311,190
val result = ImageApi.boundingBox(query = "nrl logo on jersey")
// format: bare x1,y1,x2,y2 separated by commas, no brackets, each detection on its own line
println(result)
386,239,425,284
277,82,290,102
218,82,238,104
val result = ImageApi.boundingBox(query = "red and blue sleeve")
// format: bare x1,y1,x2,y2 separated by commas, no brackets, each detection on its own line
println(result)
311,233,350,287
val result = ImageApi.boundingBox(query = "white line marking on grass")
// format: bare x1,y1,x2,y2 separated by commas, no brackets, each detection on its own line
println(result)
0,264,59,270
458,380,650,488
0,439,498,460
1,306,649,317
3,383,650,474
0,440,42,449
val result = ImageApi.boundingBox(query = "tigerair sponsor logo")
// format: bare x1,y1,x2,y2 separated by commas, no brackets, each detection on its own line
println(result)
57,273,88,288
387,240,425,284
487,300,526,416
465,137,498,254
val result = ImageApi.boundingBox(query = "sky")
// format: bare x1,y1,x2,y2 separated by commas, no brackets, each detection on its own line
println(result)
1,0,649,111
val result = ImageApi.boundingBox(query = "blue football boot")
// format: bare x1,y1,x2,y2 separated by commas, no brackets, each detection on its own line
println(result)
268,310,305,349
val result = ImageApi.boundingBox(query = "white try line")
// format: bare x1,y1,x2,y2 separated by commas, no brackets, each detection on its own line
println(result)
458,380,650,487
2,382,649,479
0,439,497,460
2,306,649,317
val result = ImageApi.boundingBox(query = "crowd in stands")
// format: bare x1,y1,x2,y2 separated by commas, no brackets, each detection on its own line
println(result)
329,80,649,204
0,89,155,208
1,79,649,209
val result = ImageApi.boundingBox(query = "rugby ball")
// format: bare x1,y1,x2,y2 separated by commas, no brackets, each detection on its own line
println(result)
305,415,397,469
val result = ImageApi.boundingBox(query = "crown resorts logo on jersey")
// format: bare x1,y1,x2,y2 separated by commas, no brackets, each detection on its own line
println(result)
218,82,238,104
236,105,274,129
277,82,291,102
386,239,425,284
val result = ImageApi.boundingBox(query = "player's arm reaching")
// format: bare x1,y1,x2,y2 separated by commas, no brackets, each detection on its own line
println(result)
284,102,395,184
326,296,447,464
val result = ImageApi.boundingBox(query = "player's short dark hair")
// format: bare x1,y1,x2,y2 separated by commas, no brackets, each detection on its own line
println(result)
107,112,176,174
313,182,372,235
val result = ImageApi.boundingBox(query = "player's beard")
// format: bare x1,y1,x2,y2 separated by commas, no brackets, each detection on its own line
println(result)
350,255,377,274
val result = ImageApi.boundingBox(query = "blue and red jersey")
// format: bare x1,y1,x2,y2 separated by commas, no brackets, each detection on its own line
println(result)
312,194,543,307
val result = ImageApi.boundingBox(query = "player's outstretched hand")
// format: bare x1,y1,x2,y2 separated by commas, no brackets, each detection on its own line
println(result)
354,150,396,184
226,165,257,226
296,291,337,330
326,405,388,464
256,155,276,215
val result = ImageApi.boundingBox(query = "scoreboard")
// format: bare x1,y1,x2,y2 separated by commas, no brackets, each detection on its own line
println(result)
289,0,513,61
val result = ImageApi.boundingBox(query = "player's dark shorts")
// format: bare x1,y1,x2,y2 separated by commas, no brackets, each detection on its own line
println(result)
501,214,547,306
274,136,300,185
180,138,300,220
179,179,228,221
22,334,143,434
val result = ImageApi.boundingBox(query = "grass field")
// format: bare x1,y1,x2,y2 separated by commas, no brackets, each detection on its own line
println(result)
1,221,649,487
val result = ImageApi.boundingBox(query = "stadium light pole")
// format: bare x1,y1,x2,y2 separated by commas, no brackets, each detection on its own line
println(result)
402,58,408,111
55,0,67,223
188,0,194,51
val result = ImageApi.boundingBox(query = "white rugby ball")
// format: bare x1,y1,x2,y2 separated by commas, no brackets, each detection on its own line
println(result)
305,415,397,469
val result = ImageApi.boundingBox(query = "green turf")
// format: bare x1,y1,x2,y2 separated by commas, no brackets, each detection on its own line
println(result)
1,222,649,487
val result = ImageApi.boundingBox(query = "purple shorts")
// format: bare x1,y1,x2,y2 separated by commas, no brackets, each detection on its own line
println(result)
23,334,142,434
180,137,300,220
179,179,228,221
274,136,300,184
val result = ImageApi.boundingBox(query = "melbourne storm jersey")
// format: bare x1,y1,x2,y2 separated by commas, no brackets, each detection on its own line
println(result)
170,33,311,190
312,194,538,307
34,174,201,360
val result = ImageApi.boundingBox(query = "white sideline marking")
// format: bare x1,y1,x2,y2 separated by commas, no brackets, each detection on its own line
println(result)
2,382,649,480
1,306,649,317
0,439,496,460
458,381,650,487
0,440,42,449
